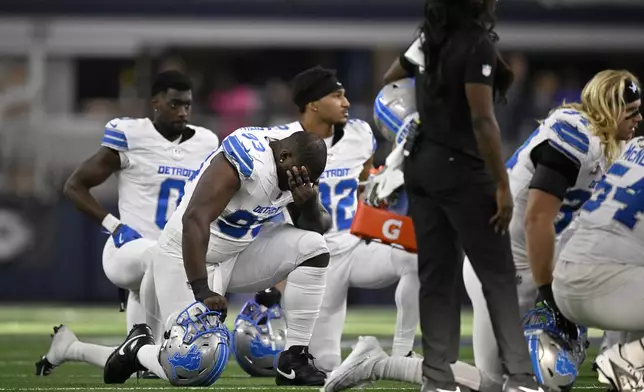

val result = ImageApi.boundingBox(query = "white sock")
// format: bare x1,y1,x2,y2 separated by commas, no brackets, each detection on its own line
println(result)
138,267,165,345
136,345,168,381
375,356,423,384
283,265,327,349
392,272,419,357
126,290,146,331
374,356,487,391
451,361,483,391
65,342,115,368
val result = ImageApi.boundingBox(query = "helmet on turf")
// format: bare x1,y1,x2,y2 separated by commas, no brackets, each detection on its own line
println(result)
373,78,418,145
522,306,589,392
158,301,230,386
232,300,287,377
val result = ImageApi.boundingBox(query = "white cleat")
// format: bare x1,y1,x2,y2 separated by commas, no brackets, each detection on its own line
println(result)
34,324,78,376
594,344,644,392
321,336,388,392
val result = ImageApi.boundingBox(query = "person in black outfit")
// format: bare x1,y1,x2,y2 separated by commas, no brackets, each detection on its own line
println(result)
383,1,539,392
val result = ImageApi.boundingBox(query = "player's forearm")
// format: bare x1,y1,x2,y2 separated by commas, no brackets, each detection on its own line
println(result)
296,200,331,234
63,177,110,224
472,115,510,188
525,214,556,286
182,212,211,289
383,59,409,85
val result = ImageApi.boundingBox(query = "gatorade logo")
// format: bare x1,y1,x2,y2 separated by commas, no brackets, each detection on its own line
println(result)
382,219,403,241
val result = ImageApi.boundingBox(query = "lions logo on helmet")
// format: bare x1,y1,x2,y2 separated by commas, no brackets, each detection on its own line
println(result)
522,306,589,392
158,301,230,386
373,78,418,145
232,300,287,377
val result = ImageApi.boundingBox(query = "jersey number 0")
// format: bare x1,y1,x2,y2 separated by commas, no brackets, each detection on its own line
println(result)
155,178,186,229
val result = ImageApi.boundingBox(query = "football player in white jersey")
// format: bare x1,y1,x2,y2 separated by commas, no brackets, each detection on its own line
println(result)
35,71,219,375
553,112,644,390
265,66,420,373
321,71,642,392
100,128,332,386
462,70,641,385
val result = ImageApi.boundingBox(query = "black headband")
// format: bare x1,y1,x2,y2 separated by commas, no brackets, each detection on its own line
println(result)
624,80,641,103
293,75,344,109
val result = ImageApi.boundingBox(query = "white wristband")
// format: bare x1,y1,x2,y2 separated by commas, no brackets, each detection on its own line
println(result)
101,213,121,234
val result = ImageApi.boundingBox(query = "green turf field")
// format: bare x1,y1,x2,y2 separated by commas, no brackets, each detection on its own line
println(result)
0,305,607,391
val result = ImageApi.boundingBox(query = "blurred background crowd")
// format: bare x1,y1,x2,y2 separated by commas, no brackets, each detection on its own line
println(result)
0,0,643,307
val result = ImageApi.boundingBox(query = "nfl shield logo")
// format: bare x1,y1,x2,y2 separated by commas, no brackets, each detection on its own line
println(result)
482,64,492,77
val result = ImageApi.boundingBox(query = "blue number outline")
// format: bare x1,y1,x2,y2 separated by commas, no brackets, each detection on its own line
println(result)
506,128,539,170
318,179,359,231
555,189,592,234
241,133,266,152
155,178,187,229
217,210,262,239
582,163,644,230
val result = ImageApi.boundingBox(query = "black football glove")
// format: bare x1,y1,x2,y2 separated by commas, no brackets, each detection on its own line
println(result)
537,283,579,341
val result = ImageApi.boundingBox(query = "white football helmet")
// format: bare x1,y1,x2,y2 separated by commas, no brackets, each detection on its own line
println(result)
522,306,589,392
232,300,287,377
373,77,418,145
158,301,230,386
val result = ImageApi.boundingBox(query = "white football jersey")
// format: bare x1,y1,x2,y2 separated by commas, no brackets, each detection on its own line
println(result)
165,124,300,257
506,109,606,268
281,120,376,255
559,137,644,266
101,117,219,239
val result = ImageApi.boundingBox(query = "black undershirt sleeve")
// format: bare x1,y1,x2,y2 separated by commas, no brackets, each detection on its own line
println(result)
528,141,581,200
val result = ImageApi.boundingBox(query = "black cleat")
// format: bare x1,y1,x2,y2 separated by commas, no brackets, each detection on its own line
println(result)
139,370,160,379
103,324,154,384
35,356,54,376
275,345,326,386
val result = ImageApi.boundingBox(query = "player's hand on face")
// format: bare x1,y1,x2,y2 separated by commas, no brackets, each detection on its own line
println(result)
202,293,228,323
288,166,318,206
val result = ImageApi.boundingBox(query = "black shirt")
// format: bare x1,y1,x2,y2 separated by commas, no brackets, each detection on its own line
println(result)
400,26,498,162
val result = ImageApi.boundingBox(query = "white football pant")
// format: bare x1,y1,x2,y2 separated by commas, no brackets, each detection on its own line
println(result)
463,257,537,383
309,239,420,373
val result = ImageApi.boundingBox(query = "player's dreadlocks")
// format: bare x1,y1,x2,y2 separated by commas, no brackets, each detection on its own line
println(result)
419,0,513,102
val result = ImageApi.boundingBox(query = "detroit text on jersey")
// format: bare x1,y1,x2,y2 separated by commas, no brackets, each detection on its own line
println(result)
101,117,219,239
166,124,301,254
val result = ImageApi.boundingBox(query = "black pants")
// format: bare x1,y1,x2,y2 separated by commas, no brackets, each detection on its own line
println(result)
404,143,533,386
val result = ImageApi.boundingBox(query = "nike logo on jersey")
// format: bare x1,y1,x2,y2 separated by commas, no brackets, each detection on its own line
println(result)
118,233,124,244
118,334,146,356
108,121,118,128
276,368,296,380
518,386,544,392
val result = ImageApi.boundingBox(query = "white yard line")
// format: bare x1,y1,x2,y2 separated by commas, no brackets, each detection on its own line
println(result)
0,388,417,391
